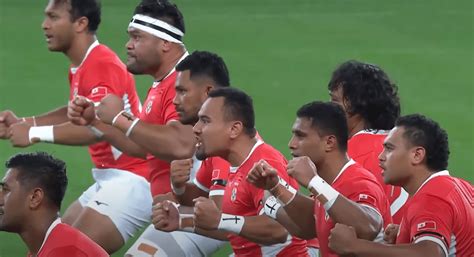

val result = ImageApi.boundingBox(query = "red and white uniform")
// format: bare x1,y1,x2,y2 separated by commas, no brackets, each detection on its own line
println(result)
139,70,180,196
68,41,148,178
397,171,474,257
221,140,308,257
27,219,108,257
194,156,230,197
315,159,392,257
348,129,408,224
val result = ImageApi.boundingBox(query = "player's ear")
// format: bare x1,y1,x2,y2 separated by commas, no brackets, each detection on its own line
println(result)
29,188,45,209
161,39,173,52
229,121,243,139
411,146,426,166
325,135,337,152
74,16,89,33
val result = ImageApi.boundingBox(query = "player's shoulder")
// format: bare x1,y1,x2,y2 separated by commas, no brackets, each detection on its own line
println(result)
51,224,108,255
85,44,127,70
348,130,387,156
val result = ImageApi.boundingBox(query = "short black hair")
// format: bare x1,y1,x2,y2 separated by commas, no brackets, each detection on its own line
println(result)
134,0,185,34
208,88,256,137
396,114,449,171
54,0,101,33
5,152,68,210
297,101,349,151
176,51,230,87
328,60,400,130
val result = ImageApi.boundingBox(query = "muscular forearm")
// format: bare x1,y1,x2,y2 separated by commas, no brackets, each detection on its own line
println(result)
127,121,195,162
53,122,101,145
35,106,69,125
282,193,317,239
194,227,229,241
324,194,382,240
239,216,288,245
275,206,315,239
175,184,208,206
347,239,444,257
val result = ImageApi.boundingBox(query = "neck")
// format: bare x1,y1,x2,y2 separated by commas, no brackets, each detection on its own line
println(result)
20,213,58,256
227,136,258,167
153,46,186,81
316,152,350,184
66,34,97,67
348,116,366,137
403,168,435,195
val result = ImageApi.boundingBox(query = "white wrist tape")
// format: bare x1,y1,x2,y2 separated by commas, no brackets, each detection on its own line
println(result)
172,184,186,195
218,213,244,234
29,126,54,143
308,176,340,210
277,176,297,194
87,125,104,139
111,110,125,125
264,196,282,219
125,118,140,137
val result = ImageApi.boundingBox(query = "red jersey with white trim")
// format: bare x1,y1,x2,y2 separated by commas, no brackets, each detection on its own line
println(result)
315,160,392,257
139,72,180,196
194,156,230,195
27,220,108,257
221,141,308,257
396,171,474,257
348,130,408,224
68,42,148,178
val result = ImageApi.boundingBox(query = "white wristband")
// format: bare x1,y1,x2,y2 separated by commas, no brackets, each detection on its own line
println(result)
308,176,340,210
218,213,244,234
29,126,54,143
278,176,297,195
264,196,282,219
172,184,186,195
125,118,140,137
111,110,125,125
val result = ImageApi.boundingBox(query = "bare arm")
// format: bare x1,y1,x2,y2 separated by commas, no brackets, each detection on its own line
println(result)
34,106,70,125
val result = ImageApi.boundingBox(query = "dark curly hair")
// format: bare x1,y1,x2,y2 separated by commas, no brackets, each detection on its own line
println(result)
396,114,449,171
5,152,68,210
328,60,400,130
53,0,101,33
176,51,230,87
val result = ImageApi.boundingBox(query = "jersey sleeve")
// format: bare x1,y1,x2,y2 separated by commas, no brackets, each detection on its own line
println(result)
406,194,453,256
194,159,212,193
194,157,230,197
343,177,387,218
162,90,179,124
82,63,124,104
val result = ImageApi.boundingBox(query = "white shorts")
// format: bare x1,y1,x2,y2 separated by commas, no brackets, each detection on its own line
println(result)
308,247,320,257
78,168,152,242
125,224,226,257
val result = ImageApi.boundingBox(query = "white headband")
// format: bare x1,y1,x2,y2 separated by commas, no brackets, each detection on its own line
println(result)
129,14,184,44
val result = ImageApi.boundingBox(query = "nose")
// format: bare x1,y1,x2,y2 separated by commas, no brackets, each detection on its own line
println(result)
193,121,202,135
288,135,297,150
378,149,386,163
125,38,133,50
41,18,49,31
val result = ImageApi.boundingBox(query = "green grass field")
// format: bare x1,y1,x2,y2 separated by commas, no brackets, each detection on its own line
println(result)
0,0,472,256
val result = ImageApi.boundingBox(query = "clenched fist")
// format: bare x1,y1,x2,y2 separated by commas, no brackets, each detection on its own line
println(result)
287,156,318,188
170,159,193,189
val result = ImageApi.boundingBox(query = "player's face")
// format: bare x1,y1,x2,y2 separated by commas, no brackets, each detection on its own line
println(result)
42,0,76,52
0,169,28,232
330,87,353,123
174,71,211,125
193,97,230,160
288,117,325,164
126,27,163,75
379,127,413,186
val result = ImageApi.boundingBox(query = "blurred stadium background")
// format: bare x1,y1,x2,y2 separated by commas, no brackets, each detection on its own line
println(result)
0,0,472,256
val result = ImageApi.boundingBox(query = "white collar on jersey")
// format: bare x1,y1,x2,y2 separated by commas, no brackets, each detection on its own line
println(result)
414,170,450,195
36,217,62,255
331,158,356,185
152,51,189,88
229,139,264,173
352,129,390,137
70,40,100,74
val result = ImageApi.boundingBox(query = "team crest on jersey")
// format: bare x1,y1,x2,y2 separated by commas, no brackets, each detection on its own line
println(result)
145,100,153,114
231,187,237,202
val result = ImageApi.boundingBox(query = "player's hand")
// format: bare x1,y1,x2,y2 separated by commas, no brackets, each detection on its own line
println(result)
8,122,37,147
0,110,21,139
383,223,400,244
152,200,179,232
96,94,124,125
193,197,220,230
287,156,318,188
68,96,95,126
152,192,176,205
170,159,193,189
246,159,279,190
328,223,357,255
